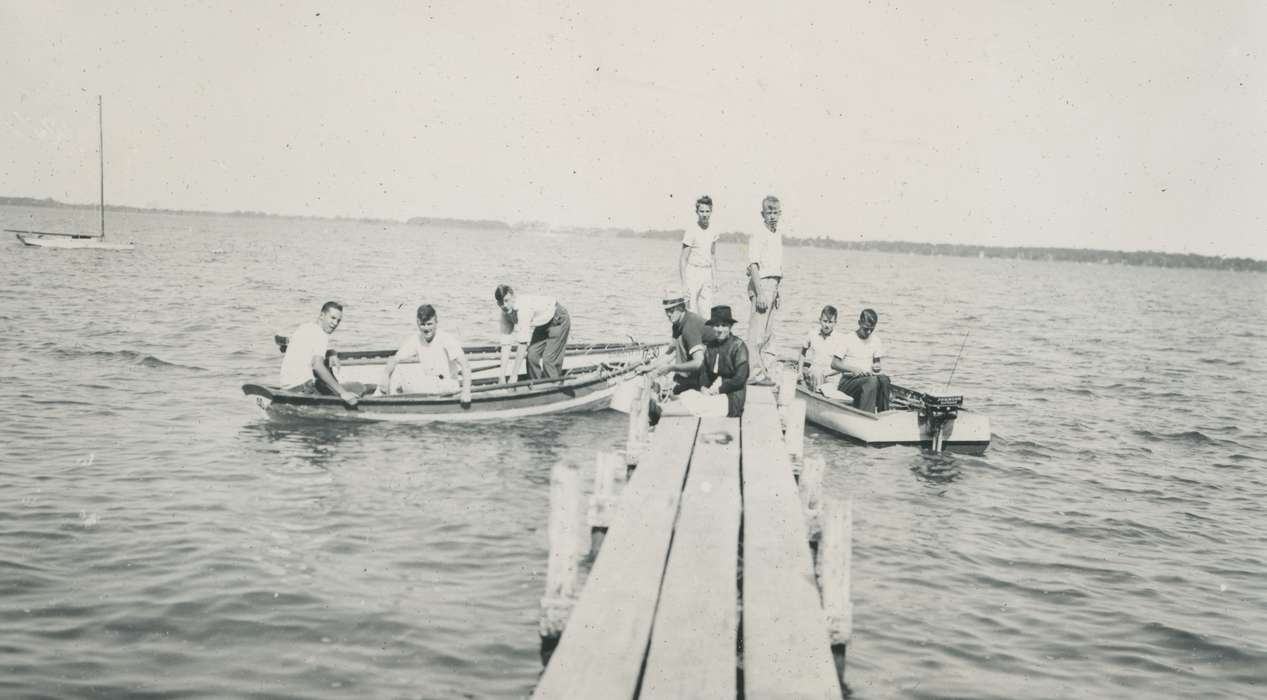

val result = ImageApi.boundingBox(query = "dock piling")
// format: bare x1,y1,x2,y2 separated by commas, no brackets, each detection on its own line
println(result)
539,460,583,665
820,497,854,692
785,398,807,463
625,376,651,468
586,451,622,556
798,456,826,550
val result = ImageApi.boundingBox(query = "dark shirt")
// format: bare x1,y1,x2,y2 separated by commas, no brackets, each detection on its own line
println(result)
671,311,714,394
698,333,750,417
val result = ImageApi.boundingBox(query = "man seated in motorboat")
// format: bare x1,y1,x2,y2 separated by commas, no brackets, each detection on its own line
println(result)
828,308,891,413
797,304,840,391
653,305,750,419
376,304,473,406
650,287,716,395
278,301,363,406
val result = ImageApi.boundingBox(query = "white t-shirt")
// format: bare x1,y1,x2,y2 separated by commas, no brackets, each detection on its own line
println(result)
681,226,717,267
499,294,558,343
279,321,329,388
831,331,885,375
396,329,465,381
802,326,841,369
747,227,784,278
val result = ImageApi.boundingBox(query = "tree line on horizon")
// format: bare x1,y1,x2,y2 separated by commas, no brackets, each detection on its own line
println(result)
3,195,1260,272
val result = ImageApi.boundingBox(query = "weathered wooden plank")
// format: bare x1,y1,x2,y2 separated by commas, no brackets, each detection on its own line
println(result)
741,389,841,699
641,416,742,698
533,416,701,699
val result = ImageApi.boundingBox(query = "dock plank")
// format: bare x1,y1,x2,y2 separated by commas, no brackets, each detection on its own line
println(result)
741,389,841,699
533,416,701,699
641,416,742,697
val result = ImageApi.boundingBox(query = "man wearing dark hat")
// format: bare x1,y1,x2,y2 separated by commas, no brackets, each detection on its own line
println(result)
667,305,750,418
829,308,890,413
651,288,715,395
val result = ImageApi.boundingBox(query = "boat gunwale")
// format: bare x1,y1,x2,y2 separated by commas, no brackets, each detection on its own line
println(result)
244,358,650,409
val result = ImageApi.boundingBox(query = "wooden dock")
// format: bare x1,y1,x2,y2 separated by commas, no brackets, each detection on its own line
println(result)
533,385,852,698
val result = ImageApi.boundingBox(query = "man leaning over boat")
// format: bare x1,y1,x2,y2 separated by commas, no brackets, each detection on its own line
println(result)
494,284,571,382
376,304,472,407
278,301,364,406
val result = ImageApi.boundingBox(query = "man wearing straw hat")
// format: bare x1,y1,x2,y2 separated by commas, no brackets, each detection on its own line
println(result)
651,287,715,395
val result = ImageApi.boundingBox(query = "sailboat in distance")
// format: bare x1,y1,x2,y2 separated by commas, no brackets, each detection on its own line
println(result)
7,96,135,250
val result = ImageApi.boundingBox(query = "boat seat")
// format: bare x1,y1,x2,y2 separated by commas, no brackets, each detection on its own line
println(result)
817,384,853,404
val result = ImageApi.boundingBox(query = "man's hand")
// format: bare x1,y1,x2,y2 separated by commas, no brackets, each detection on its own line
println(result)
339,390,359,406
460,388,472,408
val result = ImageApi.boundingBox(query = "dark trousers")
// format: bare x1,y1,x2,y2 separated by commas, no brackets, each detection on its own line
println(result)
838,373,891,413
527,304,571,379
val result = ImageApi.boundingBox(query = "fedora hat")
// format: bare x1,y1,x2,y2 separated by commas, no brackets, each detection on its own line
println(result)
705,305,737,326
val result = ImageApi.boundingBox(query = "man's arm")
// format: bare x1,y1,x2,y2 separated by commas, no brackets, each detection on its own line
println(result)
456,352,473,406
717,343,749,394
378,338,414,394
831,353,872,377
678,244,690,288
311,355,358,405
655,347,705,377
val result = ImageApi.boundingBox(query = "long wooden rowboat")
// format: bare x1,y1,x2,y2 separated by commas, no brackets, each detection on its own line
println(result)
273,335,663,386
798,381,991,453
243,356,655,423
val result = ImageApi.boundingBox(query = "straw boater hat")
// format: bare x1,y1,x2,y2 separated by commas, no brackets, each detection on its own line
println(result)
661,287,687,309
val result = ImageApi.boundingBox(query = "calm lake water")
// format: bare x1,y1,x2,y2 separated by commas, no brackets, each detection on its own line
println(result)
2,204,1265,699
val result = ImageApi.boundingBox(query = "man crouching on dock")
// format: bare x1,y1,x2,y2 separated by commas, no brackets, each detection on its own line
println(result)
278,301,364,406
655,305,750,419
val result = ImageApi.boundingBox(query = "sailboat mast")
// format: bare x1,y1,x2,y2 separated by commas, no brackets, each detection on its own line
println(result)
98,95,105,239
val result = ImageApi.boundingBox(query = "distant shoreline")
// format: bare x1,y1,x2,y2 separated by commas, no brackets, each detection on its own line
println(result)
4,195,1261,272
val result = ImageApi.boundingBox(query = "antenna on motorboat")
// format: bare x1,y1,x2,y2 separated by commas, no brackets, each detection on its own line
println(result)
944,331,970,391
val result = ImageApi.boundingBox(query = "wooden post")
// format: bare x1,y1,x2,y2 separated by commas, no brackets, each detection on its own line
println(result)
785,398,807,463
777,365,798,410
586,451,622,557
540,461,583,666
798,456,826,551
625,376,651,468
820,498,854,692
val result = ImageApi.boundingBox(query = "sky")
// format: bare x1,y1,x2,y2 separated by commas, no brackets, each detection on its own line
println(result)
1,1,1264,259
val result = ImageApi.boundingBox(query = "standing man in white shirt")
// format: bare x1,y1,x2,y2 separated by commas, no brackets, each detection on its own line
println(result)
494,284,571,382
746,195,785,384
679,195,717,314
278,301,361,406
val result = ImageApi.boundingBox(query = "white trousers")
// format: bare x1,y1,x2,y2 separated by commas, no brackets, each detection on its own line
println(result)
683,265,715,314
676,389,730,417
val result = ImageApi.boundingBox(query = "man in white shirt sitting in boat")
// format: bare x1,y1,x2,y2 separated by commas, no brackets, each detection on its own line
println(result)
797,304,839,391
376,304,472,406
830,308,891,413
278,301,362,406
494,284,571,382
679,195,718,314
